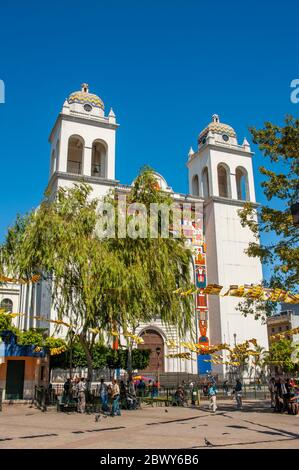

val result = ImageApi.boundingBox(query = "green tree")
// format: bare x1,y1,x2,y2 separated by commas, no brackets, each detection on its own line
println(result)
0,310,20,336
265,338,299,374
0,309,14,332
1,169,194,382
103,167,194,377
131,348,151,370
239,116,299,291
237,116,299,320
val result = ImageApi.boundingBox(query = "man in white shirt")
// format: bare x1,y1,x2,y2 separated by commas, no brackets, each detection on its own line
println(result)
111,379,121,416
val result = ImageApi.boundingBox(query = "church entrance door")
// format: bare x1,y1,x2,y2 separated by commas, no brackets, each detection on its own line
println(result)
138,329,164,373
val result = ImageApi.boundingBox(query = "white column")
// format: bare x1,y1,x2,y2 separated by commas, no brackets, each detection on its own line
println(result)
58,131,68,172
83,146,92,177
230,171,238,199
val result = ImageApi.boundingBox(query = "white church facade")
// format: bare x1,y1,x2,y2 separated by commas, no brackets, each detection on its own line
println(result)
1,84,268,380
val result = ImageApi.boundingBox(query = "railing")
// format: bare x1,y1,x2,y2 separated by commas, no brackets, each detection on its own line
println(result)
67,160,82,175
136,384,270,402
50,383,100,396
34,386,57,411
91,163,103,177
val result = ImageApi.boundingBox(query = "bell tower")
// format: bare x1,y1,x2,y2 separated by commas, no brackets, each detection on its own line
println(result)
187,115,268,378
48,83,119,197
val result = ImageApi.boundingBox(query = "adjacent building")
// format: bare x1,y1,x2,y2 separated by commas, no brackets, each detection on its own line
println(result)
267,304,299,345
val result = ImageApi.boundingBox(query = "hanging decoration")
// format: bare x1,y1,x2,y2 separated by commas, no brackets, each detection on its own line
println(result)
270,326,299,341
166,352,195,360
174,284,299,304
0,274,40,284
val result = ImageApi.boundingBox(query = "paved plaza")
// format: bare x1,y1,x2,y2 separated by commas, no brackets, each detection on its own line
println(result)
0,399,298,449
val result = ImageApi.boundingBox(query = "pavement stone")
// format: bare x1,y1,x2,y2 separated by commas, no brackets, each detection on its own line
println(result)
0,399,298,449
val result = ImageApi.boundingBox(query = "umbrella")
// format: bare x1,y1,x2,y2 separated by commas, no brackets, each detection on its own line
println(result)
133,375,154,381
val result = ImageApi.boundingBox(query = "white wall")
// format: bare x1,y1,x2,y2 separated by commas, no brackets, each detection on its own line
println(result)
204,198,268,377
50,115,117,181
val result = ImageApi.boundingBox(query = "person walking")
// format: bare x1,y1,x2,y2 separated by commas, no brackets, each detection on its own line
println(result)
99,378,108,412
110,379,121,417
274,377,283,412
268,377,276,408
190,382,197,407
223,380,229,395
77,377,86,413
233,379,243,409
137,379,146,398
63,378,72,403
208,382,218,413
281,378,290,412
128,379,136,398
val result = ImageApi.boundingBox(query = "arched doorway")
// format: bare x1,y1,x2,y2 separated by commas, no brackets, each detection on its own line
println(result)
138,329,165,373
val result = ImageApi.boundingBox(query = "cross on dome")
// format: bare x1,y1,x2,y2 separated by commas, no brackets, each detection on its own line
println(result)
81,83,89,93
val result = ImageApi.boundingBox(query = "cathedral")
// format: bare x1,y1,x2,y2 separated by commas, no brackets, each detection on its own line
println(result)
0,84,268,394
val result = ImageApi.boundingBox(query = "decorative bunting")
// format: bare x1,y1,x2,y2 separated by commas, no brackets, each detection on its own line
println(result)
173,284,299,304
0,274,40,285
270,326,299,341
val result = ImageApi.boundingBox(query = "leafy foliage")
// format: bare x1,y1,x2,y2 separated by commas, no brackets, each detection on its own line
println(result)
0,168,194,381
0,310,14,331
17,329,45,346
0,310,21,336
236,296,277,322
237,116,299,320
238,116,299,291
49,341,151,371
265,338,299,373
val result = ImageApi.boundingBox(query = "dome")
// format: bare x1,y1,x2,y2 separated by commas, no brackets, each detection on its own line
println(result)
67,83,104,110
198,114,236,143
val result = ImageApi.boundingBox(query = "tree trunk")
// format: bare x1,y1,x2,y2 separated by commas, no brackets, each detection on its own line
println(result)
127,342,133,381
79,334,93,389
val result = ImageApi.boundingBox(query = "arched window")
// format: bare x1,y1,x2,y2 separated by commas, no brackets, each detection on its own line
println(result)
67,135,84,175
0,298,13,313
236,166,249,201
202,167,210,198
217,164,230,198
91,140,106,178
192,174,199,196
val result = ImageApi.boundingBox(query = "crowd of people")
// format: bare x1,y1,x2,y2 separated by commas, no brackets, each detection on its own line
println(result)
62,377,123,416
58,374,299,416
268,376,299,414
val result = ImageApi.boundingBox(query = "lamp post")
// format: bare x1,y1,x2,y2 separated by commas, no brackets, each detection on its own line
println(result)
156,346,161,396
233,333,237,382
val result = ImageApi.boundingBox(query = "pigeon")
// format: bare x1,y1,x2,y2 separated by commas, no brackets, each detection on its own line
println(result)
204,437,213,447
165,409,168,413
95,414,101,422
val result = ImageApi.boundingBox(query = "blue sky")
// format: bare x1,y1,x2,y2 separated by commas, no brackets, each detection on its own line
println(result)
0,0,298,280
